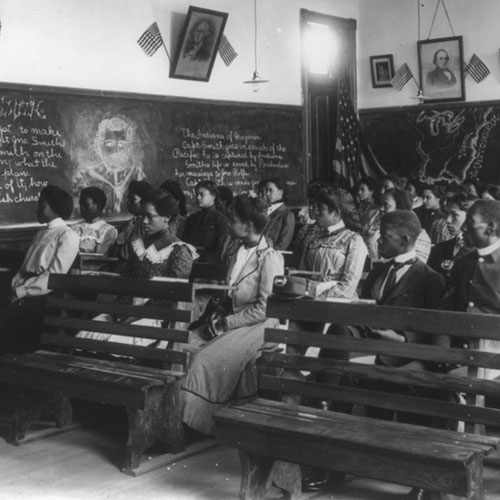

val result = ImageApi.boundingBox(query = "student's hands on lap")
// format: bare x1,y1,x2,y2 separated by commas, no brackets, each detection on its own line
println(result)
369,328,405,342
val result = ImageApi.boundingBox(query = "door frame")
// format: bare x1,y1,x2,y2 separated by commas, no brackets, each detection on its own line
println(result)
300,9,357,186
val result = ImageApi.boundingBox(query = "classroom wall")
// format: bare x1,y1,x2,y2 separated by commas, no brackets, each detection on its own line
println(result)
357,0,500,109
2,2,497,113
0,0,358,106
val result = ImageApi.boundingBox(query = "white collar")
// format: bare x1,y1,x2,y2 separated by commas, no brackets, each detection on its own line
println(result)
327,221,345,234
47,218,66,229
267,202,283,216
477,239,500,256
394,249,417,263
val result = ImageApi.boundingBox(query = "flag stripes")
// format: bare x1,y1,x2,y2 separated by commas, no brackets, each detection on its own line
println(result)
465,53,490,83
137,22,163,57
333,80,361,189
218,35,238,66
333,79,387,189
390,63,412,91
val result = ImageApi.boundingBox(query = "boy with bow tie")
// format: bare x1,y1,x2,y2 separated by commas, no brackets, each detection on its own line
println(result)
326,210,445,352
305,210,447,496
443,199,500,360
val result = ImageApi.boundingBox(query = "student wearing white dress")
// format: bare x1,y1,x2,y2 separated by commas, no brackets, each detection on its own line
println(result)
72,186,118,254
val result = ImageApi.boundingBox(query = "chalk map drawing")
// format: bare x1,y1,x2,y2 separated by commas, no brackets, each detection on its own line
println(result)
361,104,500,185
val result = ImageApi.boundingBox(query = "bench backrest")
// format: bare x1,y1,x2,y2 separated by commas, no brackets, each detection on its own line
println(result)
43,273,194,371
189,261,227,283
261,297,500,432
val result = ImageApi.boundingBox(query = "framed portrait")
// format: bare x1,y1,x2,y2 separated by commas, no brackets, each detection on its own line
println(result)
369,54,394,88
170,6,228,82
417,36,465,103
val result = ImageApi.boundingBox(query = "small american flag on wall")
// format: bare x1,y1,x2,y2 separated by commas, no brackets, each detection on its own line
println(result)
218,35,238,66
465,54,490,83
137,22,163,57
390,63,412,91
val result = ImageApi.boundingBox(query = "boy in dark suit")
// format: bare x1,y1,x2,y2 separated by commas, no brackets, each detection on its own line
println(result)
444,199,500,358
304,211,446,497
324,210,445,365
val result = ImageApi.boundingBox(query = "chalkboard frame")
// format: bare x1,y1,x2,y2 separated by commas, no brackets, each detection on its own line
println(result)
0,81,305,247
359,98,500,116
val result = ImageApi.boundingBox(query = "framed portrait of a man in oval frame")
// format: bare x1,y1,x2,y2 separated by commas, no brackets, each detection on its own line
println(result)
170,6,228,82
418,36,465,103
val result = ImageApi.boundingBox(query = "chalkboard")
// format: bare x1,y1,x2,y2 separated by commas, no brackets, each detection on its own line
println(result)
0,83,303,225
360,101,500,185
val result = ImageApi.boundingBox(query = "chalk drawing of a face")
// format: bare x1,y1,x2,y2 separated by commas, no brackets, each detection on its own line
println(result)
75,115,145,213
96,117,135,173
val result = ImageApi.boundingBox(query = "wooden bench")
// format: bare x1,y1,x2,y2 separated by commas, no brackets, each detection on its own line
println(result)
0,273,196,474
189,261,227,283
214,297,500,500
71,252,120,274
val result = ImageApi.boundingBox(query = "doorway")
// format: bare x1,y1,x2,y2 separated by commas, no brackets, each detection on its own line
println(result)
301,10,357,185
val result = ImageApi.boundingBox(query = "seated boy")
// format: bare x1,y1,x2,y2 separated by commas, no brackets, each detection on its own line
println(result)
305,211,447,497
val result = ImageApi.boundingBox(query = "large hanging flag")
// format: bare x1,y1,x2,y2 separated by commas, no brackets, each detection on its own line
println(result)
390,63,412,91
218,35,238,66
333,80,387,189
137,22,163,57
465,53,490,83
333,80,361,189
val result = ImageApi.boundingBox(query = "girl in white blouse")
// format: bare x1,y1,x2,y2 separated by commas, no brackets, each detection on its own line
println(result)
1,185,79,354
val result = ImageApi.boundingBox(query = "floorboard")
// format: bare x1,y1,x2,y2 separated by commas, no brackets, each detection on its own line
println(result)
0,401,500,499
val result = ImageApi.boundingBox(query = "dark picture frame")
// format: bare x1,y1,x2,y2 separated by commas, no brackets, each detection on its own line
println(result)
418,36,465,103
170,6,228,82
369,54,394,88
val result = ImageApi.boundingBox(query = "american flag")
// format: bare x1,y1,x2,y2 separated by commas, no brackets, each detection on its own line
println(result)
465,54,490,83
137,22,163,57
333,80,361,189
218,35,238,66
390,63,412,91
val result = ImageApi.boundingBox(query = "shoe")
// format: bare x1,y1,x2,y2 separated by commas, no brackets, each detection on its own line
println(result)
301,469,345,492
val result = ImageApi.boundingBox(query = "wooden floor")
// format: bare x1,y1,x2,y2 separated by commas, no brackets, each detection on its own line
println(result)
1,404,500,500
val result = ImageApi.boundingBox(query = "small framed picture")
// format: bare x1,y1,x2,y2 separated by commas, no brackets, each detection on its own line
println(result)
417,36,465,103
170,6,228,82
369,54,394,88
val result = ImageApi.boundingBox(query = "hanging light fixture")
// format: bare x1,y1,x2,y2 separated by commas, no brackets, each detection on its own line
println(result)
243,0,269,92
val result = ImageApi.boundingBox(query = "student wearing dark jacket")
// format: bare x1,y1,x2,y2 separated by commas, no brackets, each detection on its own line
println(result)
182,180,230,266
262,177,295,250
442,200,500,357
304,211,447,496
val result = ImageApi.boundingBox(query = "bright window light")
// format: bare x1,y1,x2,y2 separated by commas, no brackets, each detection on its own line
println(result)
303,22,340,76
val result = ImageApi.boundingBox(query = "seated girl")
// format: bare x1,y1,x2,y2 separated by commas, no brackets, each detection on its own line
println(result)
160,179,188,238
355,176,380,249
294,184,368,299
182,180,230,266
428,193,476,282
0,185,79,354
72,186,118,254
110,180,154,262
262,177,296,250
77,190,198,347
415,184,451,244
181,195,284,435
